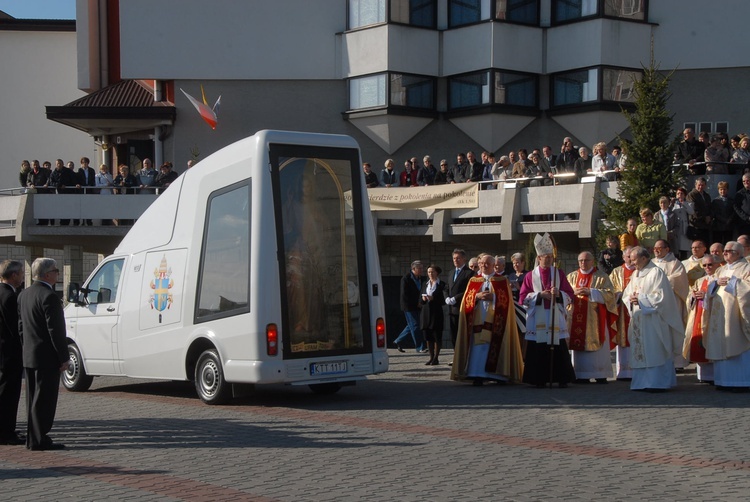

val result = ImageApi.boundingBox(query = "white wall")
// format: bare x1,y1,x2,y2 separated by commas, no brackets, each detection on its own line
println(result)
650,0,750,70
0,29,92,190
119,0,345,80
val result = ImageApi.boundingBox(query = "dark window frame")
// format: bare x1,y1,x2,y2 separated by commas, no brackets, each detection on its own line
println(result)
447,68,540,112
268,143,374,360
347,0,438,30
549,65,641,112
194,179,251,324
348,71,437,113
448,0,540,28
551,0,649,26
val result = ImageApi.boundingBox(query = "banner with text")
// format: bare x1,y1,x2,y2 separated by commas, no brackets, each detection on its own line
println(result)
365,183,479,211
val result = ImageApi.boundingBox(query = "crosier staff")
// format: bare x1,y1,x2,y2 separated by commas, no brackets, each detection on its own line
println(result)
548,234,558,388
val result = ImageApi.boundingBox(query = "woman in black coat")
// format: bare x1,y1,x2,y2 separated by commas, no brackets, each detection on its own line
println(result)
420,264,448,366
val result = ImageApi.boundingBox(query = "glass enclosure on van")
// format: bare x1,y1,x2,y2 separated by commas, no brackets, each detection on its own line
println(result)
269,143,372,359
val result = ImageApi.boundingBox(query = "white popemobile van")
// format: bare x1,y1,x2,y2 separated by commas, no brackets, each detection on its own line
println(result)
63,130,389,404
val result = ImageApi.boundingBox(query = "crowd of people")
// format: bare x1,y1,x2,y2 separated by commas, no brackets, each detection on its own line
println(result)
393,233,750,393
364,130,750,191
18,157,191,226
364,137,625,190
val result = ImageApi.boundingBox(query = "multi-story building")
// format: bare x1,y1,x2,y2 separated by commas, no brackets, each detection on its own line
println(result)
26,0,750,338
47,0,749,174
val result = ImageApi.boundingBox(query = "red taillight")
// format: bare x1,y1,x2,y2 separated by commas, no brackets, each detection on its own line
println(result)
266,323,278,356
376,317,386,348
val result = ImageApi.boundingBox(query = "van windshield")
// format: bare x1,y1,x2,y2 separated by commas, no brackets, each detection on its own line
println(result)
272,145,370,357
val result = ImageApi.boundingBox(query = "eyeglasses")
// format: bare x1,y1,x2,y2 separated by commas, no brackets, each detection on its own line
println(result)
701,264,716,268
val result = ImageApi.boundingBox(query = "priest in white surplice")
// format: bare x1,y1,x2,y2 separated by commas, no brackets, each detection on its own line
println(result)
704,241,750,391
623,246,685,392
652,239,689,370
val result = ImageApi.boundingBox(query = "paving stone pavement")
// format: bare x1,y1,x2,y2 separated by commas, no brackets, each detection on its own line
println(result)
1,350,749,501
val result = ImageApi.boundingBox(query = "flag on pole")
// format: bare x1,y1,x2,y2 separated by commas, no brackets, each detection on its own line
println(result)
180,86,221,129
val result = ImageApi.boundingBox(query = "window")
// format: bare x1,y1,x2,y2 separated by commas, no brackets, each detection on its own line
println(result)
603,0,645,20
553,0,646,23
349,0,386,29
496,0,539,24
349,74,387,110
553,0,597,22
390,74,434,108
552,67,641,107
196,182,250,322
449,0,491,27
390,0,436,27
449,70,538,109
601,68,640,102
349,0,436,29
684,122,730,135
553,68,597,106
271,145,370,356
349,73,435,111
450,72,491,108
84,259,123,305
495,72,537,106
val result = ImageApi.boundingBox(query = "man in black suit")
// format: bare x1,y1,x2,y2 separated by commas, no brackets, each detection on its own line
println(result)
0,260,25,445
18,258,69,451
445,249,474,349
75,156,97,225
393,260,426,353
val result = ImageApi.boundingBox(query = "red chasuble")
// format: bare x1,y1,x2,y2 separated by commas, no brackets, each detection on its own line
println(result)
568,269,608,351
688,279,709,363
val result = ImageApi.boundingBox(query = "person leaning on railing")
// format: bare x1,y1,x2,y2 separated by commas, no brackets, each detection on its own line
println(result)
19,160,30,189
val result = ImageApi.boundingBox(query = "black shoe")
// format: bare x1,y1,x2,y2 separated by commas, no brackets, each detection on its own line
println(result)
419,348,429,354
0,433,25,445
425,360,433,366
472,378,484,386
29,442,65,451
429,359,439,366
595,378,608,384
575,378,591,384
395,344,405,353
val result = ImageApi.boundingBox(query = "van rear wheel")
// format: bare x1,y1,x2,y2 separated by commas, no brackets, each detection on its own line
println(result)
63,343,93,392
309,383,342,395
195,349,231,405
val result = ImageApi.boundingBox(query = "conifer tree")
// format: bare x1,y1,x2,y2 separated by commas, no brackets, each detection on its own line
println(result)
600,60,686,237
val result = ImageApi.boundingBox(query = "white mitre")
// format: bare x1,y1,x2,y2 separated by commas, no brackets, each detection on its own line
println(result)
534,232,554,256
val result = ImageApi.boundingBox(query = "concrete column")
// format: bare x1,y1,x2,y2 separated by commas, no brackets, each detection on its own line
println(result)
63,244,85,301
23,245,45,289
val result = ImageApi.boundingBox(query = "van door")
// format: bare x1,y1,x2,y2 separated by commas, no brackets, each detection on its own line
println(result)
74,258,125,375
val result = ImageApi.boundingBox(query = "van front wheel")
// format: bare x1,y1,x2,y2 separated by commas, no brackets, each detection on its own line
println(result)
195,349,231,405
63,343,93,392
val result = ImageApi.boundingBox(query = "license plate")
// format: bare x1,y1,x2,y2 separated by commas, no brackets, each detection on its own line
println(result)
310,360,348,376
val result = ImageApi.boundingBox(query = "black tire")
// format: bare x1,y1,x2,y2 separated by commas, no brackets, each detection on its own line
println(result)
194,349,232,405
308,382,342,395
63,343,93,392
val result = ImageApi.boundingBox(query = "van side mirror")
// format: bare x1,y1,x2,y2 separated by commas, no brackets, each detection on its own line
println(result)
99,287,112,304
67,282,81,304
